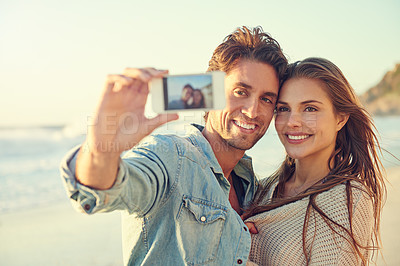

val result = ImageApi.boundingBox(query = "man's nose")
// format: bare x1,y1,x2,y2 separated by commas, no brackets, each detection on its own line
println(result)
241,98,259,119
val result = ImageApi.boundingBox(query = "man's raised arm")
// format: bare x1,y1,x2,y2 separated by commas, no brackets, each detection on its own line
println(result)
75,68,178,190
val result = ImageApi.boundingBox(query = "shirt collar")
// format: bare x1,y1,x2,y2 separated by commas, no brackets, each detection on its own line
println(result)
185,124,256,183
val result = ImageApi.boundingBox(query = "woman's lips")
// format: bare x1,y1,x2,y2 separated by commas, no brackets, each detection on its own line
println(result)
285,134,311,143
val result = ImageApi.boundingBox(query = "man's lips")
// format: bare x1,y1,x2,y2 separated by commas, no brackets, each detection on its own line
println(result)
233,120,257,130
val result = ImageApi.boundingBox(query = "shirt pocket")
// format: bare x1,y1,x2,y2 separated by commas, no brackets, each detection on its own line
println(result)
177,195,228,265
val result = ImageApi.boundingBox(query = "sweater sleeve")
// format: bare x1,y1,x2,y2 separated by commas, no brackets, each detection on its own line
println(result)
309,186,374,266
336,188,374,265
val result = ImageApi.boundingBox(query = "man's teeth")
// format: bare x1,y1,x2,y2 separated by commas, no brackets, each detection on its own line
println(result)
234,121,256,130
288,135,309,140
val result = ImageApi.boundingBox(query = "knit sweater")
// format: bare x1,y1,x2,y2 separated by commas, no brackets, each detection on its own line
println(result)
245,181,373,266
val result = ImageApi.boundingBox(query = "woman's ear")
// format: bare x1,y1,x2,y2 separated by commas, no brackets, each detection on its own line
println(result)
336,113,349,132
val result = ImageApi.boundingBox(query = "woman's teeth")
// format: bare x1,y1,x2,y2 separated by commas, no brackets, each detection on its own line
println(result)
287,135,309,140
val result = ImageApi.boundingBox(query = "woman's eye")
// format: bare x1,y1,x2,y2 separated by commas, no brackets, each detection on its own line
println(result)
276,106,289,112
305,106,317,112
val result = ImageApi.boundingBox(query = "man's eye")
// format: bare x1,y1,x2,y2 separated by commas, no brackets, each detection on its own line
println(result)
305,107,317,112
261,97,272,104
234,90,247,96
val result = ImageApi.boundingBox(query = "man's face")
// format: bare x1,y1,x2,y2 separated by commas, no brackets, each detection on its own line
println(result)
207,59,279,150
181,86,193,102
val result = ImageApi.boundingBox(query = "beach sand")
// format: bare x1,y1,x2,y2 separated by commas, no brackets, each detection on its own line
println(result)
0,202,123,265
0,167,399,266
377,166,400,266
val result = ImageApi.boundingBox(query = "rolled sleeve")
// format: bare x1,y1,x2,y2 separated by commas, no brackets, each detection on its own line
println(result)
60,145,129,214
60,135,179,216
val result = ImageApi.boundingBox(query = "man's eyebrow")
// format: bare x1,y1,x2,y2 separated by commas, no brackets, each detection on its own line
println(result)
235,82,278,98
277,100,323,104
264,91,278,99
235,82,252,89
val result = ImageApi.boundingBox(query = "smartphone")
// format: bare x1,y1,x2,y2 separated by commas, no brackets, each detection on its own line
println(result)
150,71,226,113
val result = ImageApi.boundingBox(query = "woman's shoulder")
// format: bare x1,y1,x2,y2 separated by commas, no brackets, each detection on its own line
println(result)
316,181,372,216
318,181,369,199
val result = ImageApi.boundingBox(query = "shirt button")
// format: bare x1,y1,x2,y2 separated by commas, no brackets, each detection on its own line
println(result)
237,259,243,264
84,204,91,211
200,216,206,222
243,226,248,231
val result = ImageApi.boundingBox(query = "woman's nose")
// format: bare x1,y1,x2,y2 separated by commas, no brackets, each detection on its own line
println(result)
287,112,302,128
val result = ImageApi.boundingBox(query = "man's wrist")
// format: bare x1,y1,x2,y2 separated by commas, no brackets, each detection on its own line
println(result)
75,142,121,190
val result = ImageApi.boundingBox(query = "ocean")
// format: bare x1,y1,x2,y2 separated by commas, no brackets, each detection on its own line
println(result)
0,116,399,214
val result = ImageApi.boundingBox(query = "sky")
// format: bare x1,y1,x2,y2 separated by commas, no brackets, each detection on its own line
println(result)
0,0,399,127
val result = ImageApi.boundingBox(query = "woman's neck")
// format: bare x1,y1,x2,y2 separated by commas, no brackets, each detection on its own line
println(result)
284,156,332,198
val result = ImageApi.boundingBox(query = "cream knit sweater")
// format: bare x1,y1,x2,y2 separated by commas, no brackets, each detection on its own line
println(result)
245,181,373,266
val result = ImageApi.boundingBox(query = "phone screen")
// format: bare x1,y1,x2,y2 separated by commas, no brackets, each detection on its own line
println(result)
162,74,213,111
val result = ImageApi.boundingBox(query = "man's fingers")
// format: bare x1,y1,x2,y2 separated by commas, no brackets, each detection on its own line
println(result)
123,68,150,82
146,113,179,132
123,68,168,82
144,68,169,78
105,75,133,92
104,68,167,94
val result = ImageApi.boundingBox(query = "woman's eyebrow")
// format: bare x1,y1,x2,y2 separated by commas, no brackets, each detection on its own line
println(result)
301,100,323,105
277,100,323,105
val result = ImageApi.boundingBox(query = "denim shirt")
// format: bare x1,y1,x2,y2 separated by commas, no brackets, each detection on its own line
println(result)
60,124,258,265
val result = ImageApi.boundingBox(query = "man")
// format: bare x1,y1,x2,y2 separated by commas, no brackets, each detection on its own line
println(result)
61,26,287,265
168,84,194,109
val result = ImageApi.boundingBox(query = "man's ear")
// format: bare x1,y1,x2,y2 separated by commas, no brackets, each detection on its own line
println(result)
336,113,349,132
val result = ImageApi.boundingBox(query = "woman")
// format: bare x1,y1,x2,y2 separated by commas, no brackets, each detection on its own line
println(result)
188,89,205,108
243,58,385,265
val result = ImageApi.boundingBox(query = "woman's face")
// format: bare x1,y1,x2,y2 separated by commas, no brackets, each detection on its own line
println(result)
275,78,346,162
193,90,203,105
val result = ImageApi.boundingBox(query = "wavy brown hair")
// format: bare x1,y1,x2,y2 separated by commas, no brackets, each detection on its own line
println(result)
204,26,288,121
244,57,386,265
207,26,287,80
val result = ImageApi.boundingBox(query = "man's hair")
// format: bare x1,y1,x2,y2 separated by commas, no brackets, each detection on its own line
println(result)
204,26,288,121
183,84,194,90
207,26,287,81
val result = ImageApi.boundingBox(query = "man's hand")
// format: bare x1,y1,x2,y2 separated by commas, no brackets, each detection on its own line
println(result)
76,68,179,190
87,68,178,155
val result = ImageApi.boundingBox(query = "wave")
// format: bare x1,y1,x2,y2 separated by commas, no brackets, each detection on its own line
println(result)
0,123,86,140
0,114,204,141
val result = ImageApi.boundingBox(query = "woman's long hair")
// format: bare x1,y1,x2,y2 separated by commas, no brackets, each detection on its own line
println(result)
244,57,386,265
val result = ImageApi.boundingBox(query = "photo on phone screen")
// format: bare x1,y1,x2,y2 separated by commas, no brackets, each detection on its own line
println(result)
150,71,225,113
163,75,213,111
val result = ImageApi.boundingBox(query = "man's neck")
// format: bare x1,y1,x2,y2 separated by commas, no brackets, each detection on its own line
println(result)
202,126,245,178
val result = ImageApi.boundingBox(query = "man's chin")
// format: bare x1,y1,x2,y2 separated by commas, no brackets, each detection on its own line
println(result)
225,138,258,151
